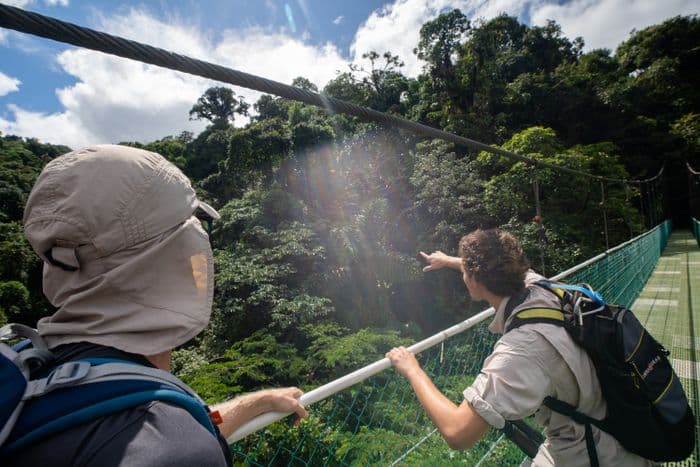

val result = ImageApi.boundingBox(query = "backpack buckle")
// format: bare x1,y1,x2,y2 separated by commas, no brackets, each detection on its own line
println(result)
46,361,91,390
25,361,91,398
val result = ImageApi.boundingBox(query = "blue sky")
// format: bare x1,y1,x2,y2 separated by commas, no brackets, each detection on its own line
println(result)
0,0,697,149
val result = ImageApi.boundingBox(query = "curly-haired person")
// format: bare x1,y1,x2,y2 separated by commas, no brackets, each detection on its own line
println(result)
386,229,652,466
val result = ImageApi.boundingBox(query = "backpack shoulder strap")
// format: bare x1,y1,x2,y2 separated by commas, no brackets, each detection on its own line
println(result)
543,397,604,467
2,357,220,456
503,283,567,333
24,359,205,403
505,307,566,333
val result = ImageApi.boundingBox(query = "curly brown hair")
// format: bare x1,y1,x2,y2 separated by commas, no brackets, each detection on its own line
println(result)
458,229,530,297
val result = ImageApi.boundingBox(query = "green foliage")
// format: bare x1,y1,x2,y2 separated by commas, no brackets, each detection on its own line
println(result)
411,139,489,246
0,137,63,325
0,222,37,281
0,280,30,321
186,331,310,403
671,112,700,162
189,86,249,129
308,328,406,379
480,127,641,270
0,136,61,222
184,126,231,181
170,346,208,380
205,187,330,351
326,51,410,114
2,12,696,465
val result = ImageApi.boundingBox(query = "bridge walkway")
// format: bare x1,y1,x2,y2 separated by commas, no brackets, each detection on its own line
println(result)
632,230,699,467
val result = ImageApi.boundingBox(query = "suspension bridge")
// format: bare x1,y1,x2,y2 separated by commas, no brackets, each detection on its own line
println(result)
1,4,699,466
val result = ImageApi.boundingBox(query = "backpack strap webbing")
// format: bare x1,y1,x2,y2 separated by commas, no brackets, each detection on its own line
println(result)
505,308,566,333
502,419,545,459
24,359,206,403
543,397,604,467
503,282,567,331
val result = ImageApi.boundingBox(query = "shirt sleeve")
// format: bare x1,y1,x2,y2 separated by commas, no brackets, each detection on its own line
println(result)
463,330,553,429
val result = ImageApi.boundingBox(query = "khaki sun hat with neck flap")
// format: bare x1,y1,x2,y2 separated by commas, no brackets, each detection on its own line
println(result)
23,144,220,356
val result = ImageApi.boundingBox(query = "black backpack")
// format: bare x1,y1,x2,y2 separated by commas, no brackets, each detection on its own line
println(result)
502,280,695,465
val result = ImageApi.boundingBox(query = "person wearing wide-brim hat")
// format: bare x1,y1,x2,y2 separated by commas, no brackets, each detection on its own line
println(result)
10,145,306,466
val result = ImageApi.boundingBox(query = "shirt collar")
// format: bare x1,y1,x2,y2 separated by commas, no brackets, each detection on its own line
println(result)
488,295,512,334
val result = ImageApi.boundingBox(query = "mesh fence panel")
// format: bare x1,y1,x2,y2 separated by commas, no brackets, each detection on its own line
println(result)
229,222,671,466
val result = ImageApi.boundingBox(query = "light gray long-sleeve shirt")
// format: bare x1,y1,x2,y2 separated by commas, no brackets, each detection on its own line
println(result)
463,273,653,466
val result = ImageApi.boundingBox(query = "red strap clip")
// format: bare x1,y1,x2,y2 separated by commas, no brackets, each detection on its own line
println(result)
209,410,223,426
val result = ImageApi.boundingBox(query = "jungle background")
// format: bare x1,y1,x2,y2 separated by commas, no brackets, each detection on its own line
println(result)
1,10,699,464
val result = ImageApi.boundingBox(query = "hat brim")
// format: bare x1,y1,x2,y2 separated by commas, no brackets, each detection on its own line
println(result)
197,201,220,220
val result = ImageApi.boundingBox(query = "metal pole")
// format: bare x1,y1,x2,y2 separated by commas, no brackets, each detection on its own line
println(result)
624,183,633,239
533,179,546,275
600,181,609,250
639,182,647,230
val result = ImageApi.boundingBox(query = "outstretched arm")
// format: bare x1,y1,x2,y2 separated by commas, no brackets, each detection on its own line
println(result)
386,347,490,450
420,251,463,273
210,387,308,438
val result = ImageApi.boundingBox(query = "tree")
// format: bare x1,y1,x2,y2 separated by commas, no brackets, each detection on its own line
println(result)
325,51,409,113
189,86,250,129
478,127,641,271
415,9,469,85
254,94,289,121
291,76,319,92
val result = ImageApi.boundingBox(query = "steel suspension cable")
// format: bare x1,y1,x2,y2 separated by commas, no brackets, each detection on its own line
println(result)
0,4,663,185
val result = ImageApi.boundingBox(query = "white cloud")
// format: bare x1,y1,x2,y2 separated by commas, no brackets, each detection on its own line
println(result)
0,71,21,96
0,9,213,148
529,0,699,52
216,27,347,98
333,15,344,25
350,0,699,76
0,104,92,146
1,0,32,7
472,0,535,20
349,0,505,77
0,0,68,6
351,0,458,77
0,7,348,148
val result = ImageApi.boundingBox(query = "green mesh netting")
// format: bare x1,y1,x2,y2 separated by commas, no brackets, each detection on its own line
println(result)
693,218,700,246
228,221,672,466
